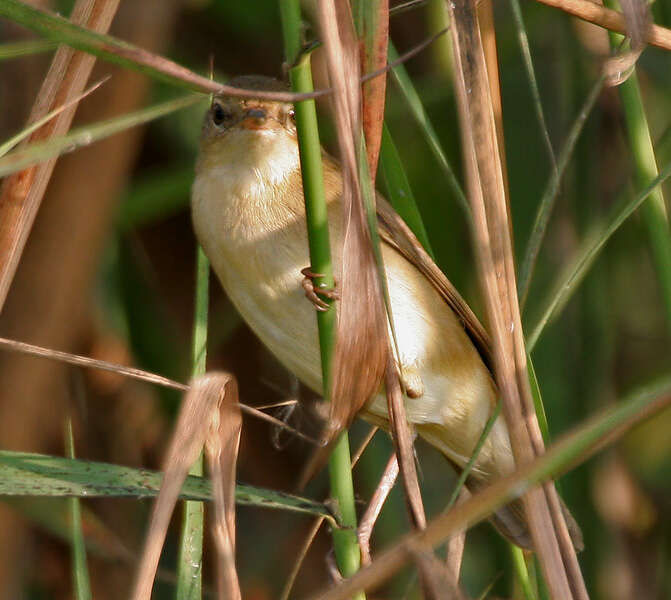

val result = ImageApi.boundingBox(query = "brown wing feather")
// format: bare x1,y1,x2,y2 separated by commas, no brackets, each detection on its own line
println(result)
375,197,494,373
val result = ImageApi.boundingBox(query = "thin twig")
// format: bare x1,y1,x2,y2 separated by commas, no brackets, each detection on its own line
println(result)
358,453,399,565
0,336,319,445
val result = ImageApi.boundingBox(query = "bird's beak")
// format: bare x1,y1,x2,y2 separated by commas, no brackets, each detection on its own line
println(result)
240,107,267,130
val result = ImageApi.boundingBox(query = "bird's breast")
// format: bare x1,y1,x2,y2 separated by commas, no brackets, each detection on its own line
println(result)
192,162,325,392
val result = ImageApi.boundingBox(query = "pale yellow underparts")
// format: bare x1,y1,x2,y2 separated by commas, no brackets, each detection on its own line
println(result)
192,121,516,488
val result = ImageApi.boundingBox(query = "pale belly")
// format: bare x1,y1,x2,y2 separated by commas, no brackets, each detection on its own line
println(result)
192,181,514,482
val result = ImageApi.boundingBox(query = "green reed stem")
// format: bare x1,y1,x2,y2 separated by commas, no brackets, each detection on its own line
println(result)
176,246,209,599
604,6,671,335
280,2,363,593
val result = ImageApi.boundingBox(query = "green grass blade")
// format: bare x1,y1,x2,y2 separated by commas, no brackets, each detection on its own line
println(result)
507,0,556,172
0,451,335,520
0,77,107,159
281,4,362,592
388,42,469,215
0,0,218,94
176,246,210,600
0,38,57,60
604,9,671,333
445,400,501,511
379,123,435,257
527,352,550,442
527,158,671,351
65,421,91,600
511,545,537,600
518,76,605,307
0,94,203,178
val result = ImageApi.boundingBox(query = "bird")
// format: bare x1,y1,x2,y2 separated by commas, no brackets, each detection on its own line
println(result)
190,74,582,550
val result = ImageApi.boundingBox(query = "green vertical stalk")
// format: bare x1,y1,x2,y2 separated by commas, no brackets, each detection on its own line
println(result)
280,2,363,594
66,420,92,600
604,8,671,334
176,246,209,599
379,123,435,257
388,42,469,216
510,545,537,600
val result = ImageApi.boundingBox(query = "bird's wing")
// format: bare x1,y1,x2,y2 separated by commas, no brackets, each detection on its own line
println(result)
375,196,494,373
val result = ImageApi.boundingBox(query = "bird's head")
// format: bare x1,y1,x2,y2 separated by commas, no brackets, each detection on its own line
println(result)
197,75,299,189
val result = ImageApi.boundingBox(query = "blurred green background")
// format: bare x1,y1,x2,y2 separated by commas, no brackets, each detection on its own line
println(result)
0,0,670,598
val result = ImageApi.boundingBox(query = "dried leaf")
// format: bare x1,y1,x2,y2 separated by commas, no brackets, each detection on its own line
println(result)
358,453,399,565
406,539,463,600
445,0,584,596
358,0,389,177
317,0,388,441
205,377,242,600
445,489,469,587
131,373,238,600
619,0,650,49
385,357,425,529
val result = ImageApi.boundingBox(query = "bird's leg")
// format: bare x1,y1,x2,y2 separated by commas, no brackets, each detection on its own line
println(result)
300,267,339,312
357,453,400,565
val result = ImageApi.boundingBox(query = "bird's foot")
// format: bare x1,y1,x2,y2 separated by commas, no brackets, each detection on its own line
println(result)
301,267,339,312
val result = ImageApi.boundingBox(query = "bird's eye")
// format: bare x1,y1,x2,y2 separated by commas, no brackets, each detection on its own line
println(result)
211,102,230,126
288,108,295,123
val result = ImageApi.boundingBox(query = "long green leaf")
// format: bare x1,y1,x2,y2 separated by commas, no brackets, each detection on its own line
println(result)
518,76,605,307
0,38,57,60
604,8,671,334
66,422,91,600
0,0,313,102
379,123,434,257
0,0,217,94
0,77,108,159
446,400,501,511
527,158,671,351
0,451,335,521
388,42,469,215
0,94,203,178
507,0,556,172
176,246,210,600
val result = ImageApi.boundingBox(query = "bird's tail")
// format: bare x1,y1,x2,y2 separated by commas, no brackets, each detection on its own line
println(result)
467,476,584,551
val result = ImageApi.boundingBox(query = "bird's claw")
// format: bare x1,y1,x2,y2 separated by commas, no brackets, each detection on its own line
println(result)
301,267,339,312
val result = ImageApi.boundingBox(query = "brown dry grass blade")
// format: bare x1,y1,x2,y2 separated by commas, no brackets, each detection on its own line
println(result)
317,0,388,442
445,489,468,588
533,0,671,51
617,0,650,49
0,0,120,313
308,379,671,600
358,452,399,565
385,357,426,530
131,373,239,600
603,0,649,86
407,542,465,600
359,0,389,178
205,377,242,600
446,0,585,598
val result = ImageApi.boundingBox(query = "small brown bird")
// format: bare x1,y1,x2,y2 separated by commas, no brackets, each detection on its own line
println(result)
191,75,582,550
